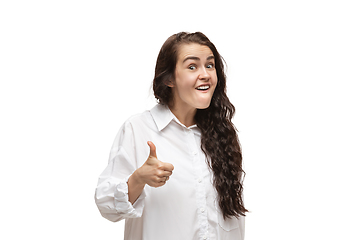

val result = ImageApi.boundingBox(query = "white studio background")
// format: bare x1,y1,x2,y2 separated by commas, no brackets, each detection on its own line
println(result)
1,0,359,239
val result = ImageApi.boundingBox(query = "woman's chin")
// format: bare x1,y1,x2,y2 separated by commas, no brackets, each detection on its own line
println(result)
196,101,212,110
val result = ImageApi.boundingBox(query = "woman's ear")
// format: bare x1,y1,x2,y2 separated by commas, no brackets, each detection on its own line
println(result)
165,78,175,88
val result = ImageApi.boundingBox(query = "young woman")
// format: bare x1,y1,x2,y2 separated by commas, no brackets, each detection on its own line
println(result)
95,32,247,240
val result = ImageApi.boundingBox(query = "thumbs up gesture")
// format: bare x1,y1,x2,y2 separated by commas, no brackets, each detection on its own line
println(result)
136,141,174,188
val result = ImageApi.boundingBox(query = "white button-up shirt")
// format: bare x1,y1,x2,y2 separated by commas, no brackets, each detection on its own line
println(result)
95,104,245,240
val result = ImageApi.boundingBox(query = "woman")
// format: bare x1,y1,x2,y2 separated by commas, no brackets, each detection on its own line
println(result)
95,32,247,240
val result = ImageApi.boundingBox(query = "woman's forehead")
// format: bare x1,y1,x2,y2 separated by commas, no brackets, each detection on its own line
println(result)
177,43,214,62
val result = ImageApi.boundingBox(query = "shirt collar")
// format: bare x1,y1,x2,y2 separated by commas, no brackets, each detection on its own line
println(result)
150,104,175,131
150,104,201,135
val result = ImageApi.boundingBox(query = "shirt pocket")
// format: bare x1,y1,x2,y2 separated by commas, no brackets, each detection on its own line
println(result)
214,200,240,231
218,214,239,231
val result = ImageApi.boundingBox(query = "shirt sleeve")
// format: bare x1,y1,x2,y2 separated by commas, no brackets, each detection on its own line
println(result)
94,121,146,222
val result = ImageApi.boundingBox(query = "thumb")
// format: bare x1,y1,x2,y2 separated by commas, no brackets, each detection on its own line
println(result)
147,141,157,158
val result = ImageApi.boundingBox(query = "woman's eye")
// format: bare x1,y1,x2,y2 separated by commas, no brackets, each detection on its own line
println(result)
207,63,214,68
189,65,196,70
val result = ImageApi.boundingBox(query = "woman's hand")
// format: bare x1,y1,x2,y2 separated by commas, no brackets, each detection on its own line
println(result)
135,141,174,188
128,141,174,204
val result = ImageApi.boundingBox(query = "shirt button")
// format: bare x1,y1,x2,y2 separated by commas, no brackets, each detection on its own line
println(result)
203,236,208,240
198,178,202,183
192,151,197,155
200,208,205,213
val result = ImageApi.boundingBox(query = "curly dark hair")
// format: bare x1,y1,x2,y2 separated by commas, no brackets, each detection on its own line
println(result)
153,32,247,219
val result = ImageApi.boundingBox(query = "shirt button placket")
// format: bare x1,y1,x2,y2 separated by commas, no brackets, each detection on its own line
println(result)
187,128,209,239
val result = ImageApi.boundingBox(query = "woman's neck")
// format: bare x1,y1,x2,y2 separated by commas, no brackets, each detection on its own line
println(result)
169,104,197,128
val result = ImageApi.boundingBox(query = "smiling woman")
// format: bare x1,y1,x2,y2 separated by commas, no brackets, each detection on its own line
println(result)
169,43,218,126
95,32,247,240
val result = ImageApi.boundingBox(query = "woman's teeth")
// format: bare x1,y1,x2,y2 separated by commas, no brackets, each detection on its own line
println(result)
196,85,210,90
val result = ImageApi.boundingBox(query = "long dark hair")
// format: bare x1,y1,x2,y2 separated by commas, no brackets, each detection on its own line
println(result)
153,32,247,219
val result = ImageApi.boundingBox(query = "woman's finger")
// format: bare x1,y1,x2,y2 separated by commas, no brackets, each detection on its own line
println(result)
159,171,172,178
156,176,169,183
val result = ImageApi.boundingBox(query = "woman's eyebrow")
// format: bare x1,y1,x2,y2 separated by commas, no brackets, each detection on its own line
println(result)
207,56,215,61
183,56,200,63
183,55,215,63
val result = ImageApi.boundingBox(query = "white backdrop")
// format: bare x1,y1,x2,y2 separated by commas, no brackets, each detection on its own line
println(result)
1,0,359,239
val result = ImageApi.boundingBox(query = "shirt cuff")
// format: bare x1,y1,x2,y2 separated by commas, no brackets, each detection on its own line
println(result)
114,175,146,218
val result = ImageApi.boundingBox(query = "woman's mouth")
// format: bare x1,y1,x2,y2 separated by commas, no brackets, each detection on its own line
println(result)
196,85,210,91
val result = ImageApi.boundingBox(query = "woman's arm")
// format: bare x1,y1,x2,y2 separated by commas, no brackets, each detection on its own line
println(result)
127,170,146,204
95,122,144,222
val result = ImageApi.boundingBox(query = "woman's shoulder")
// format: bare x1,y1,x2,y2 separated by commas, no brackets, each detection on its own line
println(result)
124,104,167,124
112,108,155,144
117,104,170,135
122,109,152,127
121,104,165,129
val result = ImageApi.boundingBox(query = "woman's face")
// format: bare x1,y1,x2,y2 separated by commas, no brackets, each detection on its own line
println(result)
170,43,218,111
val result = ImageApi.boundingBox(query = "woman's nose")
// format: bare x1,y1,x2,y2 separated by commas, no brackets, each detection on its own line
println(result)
198,67,210,80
